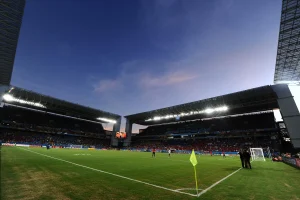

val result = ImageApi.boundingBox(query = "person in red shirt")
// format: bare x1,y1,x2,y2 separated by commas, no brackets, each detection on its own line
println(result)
152,147,156,158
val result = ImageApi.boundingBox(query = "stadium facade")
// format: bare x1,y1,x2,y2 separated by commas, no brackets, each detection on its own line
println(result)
0,85,122,146
125,85,300,150
0,0,26,85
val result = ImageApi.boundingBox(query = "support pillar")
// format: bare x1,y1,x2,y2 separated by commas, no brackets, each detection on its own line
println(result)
272,84,300,148
124,118,133,147
111,117,121,147
113,117,121,132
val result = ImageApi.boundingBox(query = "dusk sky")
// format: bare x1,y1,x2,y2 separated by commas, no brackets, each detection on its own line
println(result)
12,0,282,132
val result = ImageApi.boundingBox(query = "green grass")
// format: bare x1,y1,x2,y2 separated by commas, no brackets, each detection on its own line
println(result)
1,146,300,200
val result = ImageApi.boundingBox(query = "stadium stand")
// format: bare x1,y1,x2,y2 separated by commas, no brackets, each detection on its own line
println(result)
0,86,121,148
130,112,279,154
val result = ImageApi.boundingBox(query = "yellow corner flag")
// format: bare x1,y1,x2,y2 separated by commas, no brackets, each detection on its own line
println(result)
190,150,199,195
190,149,198,166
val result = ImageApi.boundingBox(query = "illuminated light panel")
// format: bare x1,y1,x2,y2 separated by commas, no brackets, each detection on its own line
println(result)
144,106,228,122
2,94,46,108
273,109,283,122
96,117,117,124
205,108,214,114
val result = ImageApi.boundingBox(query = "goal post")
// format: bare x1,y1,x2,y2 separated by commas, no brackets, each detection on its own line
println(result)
249,148,265,161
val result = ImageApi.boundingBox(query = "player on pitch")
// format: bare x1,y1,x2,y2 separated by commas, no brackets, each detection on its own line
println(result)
152,147,156,158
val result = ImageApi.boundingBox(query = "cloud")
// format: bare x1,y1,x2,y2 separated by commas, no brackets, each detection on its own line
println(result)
93,79,122,93
92,59,198,96
140,71,198,88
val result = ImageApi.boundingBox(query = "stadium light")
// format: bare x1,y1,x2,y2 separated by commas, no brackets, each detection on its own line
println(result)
205,108,214,114
145,105,228,122
2,94,46,108
96,117,117,124
3,94,13,102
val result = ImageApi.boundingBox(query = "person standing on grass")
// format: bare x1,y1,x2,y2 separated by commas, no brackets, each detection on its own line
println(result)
238,149,245,168
152,147,156,158
223,152,226,158
168,149,171,158
243,149,252,169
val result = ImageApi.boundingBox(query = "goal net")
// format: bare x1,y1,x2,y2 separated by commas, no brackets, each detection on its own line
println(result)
250,148,265,161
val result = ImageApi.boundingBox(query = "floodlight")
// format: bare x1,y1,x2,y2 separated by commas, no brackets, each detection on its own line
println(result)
153,116,161,121
3,94,13,102
205,108,214,114
144,105,229,121
2,94,46,108
96,117,116,123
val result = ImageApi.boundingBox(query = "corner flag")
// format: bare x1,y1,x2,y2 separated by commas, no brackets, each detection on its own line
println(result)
190,150,199,195
190,149,198,166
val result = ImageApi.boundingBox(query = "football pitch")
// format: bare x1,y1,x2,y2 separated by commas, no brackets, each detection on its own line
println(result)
1,147,299,200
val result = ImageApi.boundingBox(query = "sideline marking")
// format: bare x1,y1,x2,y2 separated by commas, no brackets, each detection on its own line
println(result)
19,148,197,197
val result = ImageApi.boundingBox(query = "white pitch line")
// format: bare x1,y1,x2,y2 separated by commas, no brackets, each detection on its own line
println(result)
197,167,243,197
19,148,197,197
175,188,203,191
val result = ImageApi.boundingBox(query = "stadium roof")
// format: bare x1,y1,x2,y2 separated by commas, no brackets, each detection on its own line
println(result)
274,0,300,84
125,86,279,126
1,86,121,123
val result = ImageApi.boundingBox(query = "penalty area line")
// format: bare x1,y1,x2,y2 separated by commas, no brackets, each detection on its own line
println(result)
18,148,197,197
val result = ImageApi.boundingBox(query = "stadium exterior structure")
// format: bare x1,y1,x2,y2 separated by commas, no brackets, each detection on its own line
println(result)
0,85,122,134
125,84,300,149
274,0,300,85
0,0,26,85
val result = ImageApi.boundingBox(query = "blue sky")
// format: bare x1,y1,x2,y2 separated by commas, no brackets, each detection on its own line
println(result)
12,0,282,132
